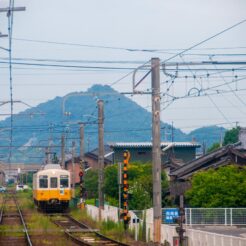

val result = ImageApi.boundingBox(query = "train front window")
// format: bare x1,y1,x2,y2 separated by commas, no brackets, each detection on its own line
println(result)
60,175,69,188
50,177,57,188
39,175,48,188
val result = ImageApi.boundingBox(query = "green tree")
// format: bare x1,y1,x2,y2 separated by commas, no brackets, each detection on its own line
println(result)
207,142,220,153
185,165,246,207
84,169,98,199
84,162,169,209
105,162,169,209
223,126,240,146
128,181,152,210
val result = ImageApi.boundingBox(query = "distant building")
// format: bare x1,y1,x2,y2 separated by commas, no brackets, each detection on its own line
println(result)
170,128,246,196
109,142,200,166
0,163,41,183
65,145,113,184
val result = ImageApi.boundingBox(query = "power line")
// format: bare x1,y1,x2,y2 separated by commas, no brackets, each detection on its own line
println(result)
162,19,246,63
12,37,246,52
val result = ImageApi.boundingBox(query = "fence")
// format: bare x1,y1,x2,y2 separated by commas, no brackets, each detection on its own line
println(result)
186,228,246,246
184,208,246,226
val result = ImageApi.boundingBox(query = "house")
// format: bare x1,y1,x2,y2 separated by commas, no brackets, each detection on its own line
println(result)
169,128,246,196
84,145,113,169
109,142,200,166
65,145,113,184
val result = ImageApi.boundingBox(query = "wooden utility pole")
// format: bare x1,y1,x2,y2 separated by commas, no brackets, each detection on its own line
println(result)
98,99,104,220
72,141,76,198
151,58,162,244
80,124,84,164
79,123,85,205
61,134,65,169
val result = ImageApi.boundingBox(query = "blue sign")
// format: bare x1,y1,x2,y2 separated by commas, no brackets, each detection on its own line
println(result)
163,208,179,224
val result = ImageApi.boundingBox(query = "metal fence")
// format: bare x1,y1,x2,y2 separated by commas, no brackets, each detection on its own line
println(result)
161,208,246,226
185,208,246,226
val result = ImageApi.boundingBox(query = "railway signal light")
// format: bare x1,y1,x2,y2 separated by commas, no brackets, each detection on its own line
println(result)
122,150,130,229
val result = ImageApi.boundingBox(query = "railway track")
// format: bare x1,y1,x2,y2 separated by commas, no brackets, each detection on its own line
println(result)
51,214,129,246
0,193,32,246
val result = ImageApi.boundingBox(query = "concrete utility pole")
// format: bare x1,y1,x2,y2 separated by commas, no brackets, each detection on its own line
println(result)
61,135,65,169
98,99,104,220
47,138,52,163
79,123,85,205
80,124,85,164
72,141,76,198
151,58,162,244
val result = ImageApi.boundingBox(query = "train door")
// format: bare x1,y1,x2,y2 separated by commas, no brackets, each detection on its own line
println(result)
50,176,58,201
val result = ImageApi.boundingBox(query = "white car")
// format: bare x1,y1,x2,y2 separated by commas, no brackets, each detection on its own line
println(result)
23,185,30,190
16,184,24,191
0,186,6,192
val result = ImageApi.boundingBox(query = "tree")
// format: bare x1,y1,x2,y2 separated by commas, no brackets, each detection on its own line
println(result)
84,169,98,198
223,126,240,146
207,142,220,153
83,162,169,209
185,165,246,207
104,162,169,210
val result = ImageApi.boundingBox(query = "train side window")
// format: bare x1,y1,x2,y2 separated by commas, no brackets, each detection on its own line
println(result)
50,177,58,188
39,175,48,188
60,175,69,188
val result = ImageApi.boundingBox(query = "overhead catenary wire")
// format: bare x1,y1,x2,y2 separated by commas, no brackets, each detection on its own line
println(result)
162,19,246,63
12,37,246,52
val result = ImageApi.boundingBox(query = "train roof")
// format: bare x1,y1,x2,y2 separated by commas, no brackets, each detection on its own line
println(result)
43,164,62,170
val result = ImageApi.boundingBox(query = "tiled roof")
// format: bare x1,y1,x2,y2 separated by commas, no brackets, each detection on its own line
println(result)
109,142,200,148
170,143,246,179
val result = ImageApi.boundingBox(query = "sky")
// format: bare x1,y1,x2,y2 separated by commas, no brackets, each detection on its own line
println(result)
0,0,246,133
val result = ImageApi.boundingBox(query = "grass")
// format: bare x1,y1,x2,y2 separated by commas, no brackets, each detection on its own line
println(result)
27,212,60,234
0,224,25,237
70,207,134,244
16,190,35,211
70,207,97,228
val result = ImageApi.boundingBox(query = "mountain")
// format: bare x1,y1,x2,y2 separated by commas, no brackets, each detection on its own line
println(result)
0,85,225,163
187,126,225,149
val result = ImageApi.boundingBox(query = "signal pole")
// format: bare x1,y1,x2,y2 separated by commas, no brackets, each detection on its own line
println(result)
98,99,104,221
152,58,162,244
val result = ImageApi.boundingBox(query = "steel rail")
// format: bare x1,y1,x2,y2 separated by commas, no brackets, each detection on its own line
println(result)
0,194,6,223
52,214,129,246
12,194,33,246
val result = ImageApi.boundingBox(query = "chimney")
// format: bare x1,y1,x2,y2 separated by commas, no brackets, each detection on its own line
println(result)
239,128,246,149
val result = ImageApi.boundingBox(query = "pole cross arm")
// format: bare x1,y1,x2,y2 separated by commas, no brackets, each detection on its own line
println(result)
0,7,26,13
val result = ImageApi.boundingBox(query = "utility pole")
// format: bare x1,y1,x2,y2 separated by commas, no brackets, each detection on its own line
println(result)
98,99,104,221
72,141,76,199
61,134,65,169
47,138,52,163
0,2,26,177
171,121,174,142
80,124,85,165
152,58,162,245
79,123,85,206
